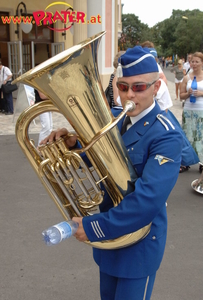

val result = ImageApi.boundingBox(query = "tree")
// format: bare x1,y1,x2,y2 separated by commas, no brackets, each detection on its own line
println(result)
118,14,153,50
174,11,203,55
156,9,203,59
119,10,203,60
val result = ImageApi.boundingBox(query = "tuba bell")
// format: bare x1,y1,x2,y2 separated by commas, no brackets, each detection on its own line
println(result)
13,31,151,249
191,162,203,194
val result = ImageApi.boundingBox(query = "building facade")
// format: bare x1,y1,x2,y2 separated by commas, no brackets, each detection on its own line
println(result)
0,0,122,87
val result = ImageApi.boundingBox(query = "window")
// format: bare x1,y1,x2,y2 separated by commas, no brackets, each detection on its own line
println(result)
0,11,10,41
22,15,53,42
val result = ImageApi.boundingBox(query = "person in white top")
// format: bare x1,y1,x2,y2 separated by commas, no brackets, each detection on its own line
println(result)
0,60,13,114
180,52,203,172
34,89,53,146
183,53,193,76
148,48,173,111
155,78,173,111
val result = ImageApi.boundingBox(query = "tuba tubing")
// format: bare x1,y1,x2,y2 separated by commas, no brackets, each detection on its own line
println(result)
13,31,151,249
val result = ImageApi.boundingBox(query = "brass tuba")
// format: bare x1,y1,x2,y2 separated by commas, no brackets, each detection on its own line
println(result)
13,31,151,249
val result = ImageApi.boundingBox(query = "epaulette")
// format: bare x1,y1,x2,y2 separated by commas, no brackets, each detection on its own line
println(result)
156,114,175,131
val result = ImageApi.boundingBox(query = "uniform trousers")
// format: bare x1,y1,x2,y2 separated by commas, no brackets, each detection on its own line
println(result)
38,112,53,145
100,271,156,300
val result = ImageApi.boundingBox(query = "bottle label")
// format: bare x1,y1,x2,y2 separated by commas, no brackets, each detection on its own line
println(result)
54,222,72,242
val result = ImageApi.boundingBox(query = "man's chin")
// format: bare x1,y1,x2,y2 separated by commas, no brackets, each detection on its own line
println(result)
127,110,139,117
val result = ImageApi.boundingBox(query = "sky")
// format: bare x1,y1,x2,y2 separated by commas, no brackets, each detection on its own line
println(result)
121,1,203,28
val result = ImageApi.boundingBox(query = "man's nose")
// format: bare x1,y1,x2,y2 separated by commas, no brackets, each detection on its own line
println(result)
126,87,135,98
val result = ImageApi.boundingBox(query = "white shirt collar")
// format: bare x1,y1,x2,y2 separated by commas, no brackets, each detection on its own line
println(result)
130,101,155,125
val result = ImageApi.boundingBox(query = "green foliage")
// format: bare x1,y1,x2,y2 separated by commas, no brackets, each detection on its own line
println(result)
119,9,203,58
118,14,154,50
154,9,203,58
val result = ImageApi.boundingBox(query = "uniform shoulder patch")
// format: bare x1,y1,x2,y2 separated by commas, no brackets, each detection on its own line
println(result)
155,154,174,165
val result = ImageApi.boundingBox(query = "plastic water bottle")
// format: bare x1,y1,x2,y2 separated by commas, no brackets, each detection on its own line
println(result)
42,221,79,246
190,76,197,103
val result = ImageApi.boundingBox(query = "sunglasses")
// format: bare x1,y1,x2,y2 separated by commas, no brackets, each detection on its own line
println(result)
116,79,158,93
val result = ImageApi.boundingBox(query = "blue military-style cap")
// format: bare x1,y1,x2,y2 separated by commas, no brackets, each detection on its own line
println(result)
149,48,158,58
116,46,158,78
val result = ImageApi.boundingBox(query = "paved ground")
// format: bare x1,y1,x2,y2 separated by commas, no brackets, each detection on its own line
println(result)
0,71,203,300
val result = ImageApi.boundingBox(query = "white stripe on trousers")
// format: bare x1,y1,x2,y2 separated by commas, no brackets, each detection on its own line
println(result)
143,276,149,300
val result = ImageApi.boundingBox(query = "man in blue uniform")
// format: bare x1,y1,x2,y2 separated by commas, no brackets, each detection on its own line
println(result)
42,46,183,299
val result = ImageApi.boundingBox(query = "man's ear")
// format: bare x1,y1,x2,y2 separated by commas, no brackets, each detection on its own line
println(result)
154,80,161,94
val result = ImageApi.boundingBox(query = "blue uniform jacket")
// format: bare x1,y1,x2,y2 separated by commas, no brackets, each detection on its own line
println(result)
82,101,183,279
110,105,199,166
